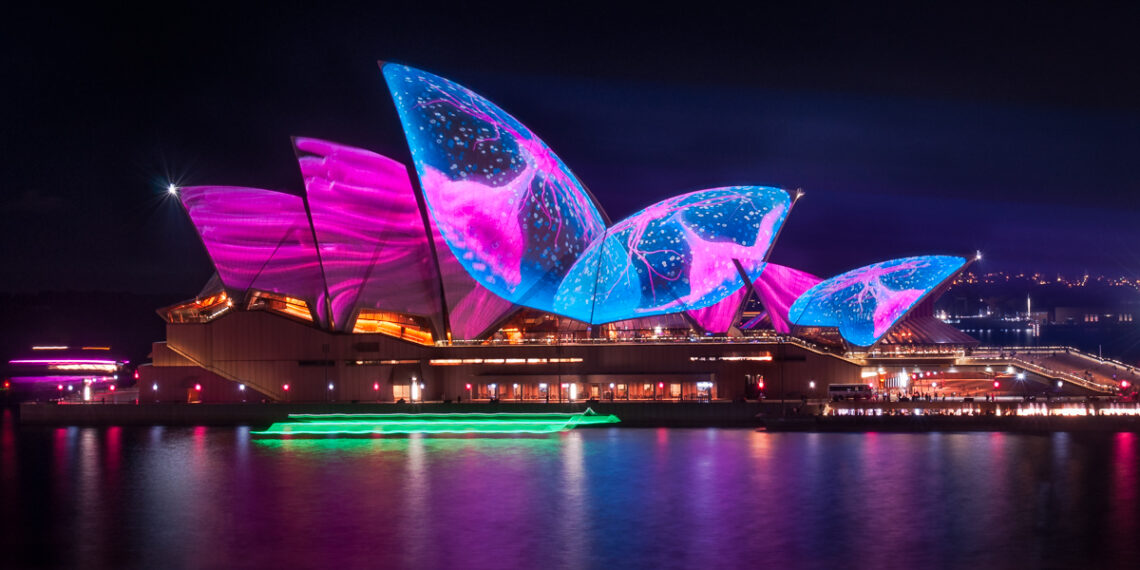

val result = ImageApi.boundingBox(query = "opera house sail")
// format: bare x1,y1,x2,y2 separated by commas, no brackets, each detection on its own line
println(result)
149,61,976,403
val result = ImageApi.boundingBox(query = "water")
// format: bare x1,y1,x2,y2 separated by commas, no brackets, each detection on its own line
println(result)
3,410,1138,569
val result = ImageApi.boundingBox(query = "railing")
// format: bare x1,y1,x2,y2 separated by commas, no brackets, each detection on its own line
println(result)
438,334,780,347
435,334,859,362
164,342,278,398
963,349,1117,393
858,348,967,359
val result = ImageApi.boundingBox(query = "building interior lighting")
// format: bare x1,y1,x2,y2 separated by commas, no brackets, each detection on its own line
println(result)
429,357,583,366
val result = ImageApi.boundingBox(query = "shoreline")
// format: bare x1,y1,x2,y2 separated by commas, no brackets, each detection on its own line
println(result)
15,401,768,428
762,415,1140,433
12,401,1140,432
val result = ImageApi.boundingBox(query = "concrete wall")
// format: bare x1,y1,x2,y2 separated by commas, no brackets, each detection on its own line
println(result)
155,311,864,402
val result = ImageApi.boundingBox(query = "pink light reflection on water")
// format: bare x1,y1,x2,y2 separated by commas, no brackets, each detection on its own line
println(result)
5,428,1140,567
1111,432,1137,545
0,410,15,487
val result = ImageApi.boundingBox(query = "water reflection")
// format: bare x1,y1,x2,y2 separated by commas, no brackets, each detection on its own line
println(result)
1111,433,1136,547
1,423,1139,569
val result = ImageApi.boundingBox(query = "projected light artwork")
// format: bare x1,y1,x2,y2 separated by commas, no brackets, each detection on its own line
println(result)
787,255,967,346
174,61,968,349
686,287,749,334
251,409,621,436
180,186,328,324
295,137,441,331
554,187,789,324
750,263,822,333
383,63,607,311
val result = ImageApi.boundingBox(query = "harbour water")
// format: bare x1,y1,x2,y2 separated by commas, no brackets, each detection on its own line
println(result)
2,410,1138,569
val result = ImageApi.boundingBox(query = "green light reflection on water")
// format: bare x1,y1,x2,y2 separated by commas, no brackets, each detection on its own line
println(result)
251,432,576,458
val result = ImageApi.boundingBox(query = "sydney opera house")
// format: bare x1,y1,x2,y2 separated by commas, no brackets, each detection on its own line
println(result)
142,63,980,403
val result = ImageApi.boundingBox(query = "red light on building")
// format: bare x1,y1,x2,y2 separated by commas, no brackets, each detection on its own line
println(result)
57,384,63,390
2,380,9,389
283,384,290,391
373,382,380,391
1122,380,1131,390
465,383,472,390
658,382,664,389
194,384,201,391
757,380,765,390
993,381,1000,389
133,370,140,380
109,385,116,391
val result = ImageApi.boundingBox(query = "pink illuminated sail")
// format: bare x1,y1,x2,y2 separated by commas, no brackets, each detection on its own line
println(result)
424,212,518,340
752,264,822,333
685,286,750,333
180,186,327,324
295,137,443,332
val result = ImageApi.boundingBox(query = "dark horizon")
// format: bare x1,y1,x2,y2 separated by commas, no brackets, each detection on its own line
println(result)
4,3,1139,296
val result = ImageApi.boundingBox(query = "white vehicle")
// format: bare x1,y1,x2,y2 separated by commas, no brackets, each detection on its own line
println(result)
828,383,874,401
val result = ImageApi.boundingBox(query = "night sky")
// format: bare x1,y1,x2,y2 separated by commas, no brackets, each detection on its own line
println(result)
4,2,1139,297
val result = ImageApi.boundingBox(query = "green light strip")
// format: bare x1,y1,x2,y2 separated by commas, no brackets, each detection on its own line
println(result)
251,408,620,436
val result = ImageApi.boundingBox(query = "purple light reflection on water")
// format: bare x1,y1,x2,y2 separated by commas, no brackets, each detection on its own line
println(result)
1111,432,1137,546
3,422,1139,568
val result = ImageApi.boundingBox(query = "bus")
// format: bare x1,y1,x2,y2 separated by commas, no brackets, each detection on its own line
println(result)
828,383,874,401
